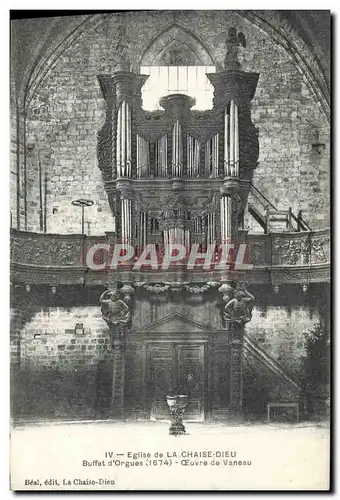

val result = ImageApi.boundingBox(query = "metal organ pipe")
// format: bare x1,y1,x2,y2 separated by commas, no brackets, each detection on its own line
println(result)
172,121,182,178
137,135,140,178
220,195,232,244
127,102,131,177
207,213,215,245
121,101,126,175
162,135,167,177
205,141,210,177
230,101,235,175
121,199,125,242
187,135,200,179
155,136,167,178
121,197,132,245
116,100,132,178
139,212,147,249
194,140,199,177
226,196,232,242
214,134,219,178
234,102,239,177
224,107,229,176
187,136,192,178
116,105,121,177
220,197,224,243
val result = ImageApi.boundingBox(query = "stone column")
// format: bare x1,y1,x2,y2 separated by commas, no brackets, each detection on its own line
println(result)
229,323,244,418
111,334,125,418
219,281,254,421
100,285,134,419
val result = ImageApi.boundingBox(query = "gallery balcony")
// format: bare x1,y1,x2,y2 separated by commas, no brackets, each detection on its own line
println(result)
10,227,330,287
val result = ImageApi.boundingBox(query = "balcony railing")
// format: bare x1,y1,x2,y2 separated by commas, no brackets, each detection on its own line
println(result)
10,228,330,287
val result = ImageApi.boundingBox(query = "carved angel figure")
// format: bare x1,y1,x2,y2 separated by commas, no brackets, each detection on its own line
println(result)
223,288,255,326
115,24,129,63
100,290,131,327
224,27,246,70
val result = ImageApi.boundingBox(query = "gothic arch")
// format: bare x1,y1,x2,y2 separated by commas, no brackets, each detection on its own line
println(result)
140,22,216,67
14,12,330,121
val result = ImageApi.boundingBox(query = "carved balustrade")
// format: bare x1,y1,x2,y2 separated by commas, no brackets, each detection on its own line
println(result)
10,228,330,285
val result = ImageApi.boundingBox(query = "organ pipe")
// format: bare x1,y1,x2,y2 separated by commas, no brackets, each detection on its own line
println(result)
137,134,150,178
220,195,232,243
230,101,235,174
116,100,132,178
172,121,182,178
224,107,229,176
155,135,167,178
235,103,239,177
121,198,132,244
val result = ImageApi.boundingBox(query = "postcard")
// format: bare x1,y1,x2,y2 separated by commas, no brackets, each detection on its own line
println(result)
10,9,331,491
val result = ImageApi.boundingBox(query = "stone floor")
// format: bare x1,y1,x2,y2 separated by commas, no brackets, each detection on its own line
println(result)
10,420,330,491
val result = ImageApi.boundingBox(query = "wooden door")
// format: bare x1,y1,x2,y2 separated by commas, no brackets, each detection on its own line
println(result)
148,342,205,421
149,344,176,420
177,343,205,420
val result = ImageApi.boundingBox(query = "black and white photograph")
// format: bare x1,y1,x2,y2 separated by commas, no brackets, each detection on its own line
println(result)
9,9,331,491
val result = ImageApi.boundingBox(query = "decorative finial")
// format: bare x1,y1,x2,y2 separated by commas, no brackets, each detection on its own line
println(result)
224,27,246,71
114,23,130,71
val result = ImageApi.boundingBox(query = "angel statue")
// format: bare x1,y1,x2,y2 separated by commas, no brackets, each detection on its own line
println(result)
112,23,131,71
223,287,255,327
100,289,131,328
224,27,246,71
115,25,129,62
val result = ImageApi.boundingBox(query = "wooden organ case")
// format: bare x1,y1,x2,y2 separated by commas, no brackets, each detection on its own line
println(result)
97,45,260,421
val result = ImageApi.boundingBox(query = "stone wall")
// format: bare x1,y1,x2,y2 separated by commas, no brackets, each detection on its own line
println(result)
13,305,112,420
11,283,328,421
12,11,329,233
245,305,320,379
20,306,110,369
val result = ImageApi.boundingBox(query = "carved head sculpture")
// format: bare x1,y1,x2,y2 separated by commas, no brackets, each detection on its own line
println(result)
234,291,244,301
110,291,120,301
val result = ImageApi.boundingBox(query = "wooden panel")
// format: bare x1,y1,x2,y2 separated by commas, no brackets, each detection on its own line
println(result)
149,343,175,419
177,344,205,421
124,344,145,418
215,348,230,409
148,341,205,421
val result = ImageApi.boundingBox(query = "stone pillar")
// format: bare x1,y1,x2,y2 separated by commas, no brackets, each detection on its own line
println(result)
99,285,134,419
229,323,244,418
111,334,125,418
219,280,254,421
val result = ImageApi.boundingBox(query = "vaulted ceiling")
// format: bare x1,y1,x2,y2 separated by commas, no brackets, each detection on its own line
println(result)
10,10,330,116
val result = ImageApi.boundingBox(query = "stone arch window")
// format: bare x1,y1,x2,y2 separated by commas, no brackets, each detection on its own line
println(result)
139,23,216,111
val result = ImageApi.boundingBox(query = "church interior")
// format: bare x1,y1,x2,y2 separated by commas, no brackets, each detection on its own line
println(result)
10,10,330,424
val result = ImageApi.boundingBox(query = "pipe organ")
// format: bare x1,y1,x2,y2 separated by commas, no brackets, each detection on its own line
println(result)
96,34,260,423
98,63,259,253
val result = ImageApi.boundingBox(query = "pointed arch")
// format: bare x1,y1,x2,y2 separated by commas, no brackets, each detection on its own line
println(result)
140,22,216,67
